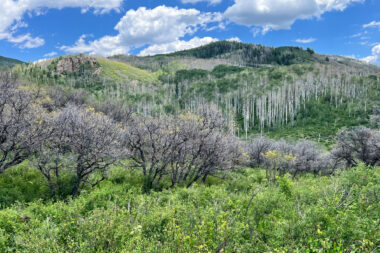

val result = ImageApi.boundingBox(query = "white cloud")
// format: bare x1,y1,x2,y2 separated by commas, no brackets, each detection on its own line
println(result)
363,21,380,29
295,38,316,43
181,0,222,5
43,51,58,57
350,31,367,38
0,0,123,48
60,35,128,56
115,6,222,46
362,44,380,65
61,6,223,57
224,0,363,31
139,37,218,56
0,32,45,48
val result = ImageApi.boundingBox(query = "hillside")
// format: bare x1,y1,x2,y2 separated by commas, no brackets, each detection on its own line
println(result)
109,42,380,142
11,41,380,142
0,55,24,70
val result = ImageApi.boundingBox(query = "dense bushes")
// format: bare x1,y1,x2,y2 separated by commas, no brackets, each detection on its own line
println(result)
246,137,331,181
0,165,378,252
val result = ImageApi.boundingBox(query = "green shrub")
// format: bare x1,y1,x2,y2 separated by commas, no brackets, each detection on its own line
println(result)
0,165,378,252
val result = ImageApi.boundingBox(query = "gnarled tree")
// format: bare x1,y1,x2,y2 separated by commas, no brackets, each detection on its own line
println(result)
122,105,242,190
0,72,46,174
34,105,123,197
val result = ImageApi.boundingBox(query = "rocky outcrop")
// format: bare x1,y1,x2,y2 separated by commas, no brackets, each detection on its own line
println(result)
56,55,100,75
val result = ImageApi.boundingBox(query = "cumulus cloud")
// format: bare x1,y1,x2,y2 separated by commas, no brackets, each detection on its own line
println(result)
295,38,316,43
115,6,222,46
363,21,380,29
224,0,363,32
0,0,123,48
181,0,222,5
0,32,45,48
362,44,380,65
139,37,218,56
60,35,128,56
61,6,223,56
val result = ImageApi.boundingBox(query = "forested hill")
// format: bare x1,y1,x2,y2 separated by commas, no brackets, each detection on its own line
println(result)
109,41,378,72
7,41,380,143
0,55,24,70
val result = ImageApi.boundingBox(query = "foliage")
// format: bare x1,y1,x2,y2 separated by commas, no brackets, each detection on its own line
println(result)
0,165,379,252
265,94,373,146
211,64,245,78
1,48,380,251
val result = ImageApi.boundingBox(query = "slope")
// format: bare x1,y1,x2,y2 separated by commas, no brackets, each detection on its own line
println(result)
0,55,24,70
97,57,158,83
11,42,380,142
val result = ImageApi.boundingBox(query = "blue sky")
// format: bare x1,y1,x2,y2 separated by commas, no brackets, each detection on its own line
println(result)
0,0,379,65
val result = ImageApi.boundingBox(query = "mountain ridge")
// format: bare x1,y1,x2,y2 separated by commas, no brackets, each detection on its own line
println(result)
2,41,379,73
109,41,380,72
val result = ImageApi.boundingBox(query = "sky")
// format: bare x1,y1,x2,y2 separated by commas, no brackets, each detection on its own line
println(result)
0,0,379,65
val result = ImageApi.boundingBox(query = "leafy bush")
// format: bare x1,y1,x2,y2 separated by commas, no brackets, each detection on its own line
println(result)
0,165,378,252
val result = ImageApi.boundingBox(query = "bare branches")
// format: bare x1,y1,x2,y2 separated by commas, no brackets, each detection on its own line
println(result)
34,105,123,197
249,138,331,181
331,127,380,168
122,106,242,190
245,136,274,167
0,71,46,173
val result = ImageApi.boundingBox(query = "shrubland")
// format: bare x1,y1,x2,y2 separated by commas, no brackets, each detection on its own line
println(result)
0,163,378,252
0,69,380,252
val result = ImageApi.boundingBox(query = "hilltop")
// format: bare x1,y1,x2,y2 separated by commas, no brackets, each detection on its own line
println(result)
110,41,378,72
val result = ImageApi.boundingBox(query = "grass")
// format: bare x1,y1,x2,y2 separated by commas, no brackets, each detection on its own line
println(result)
98,58,158,83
